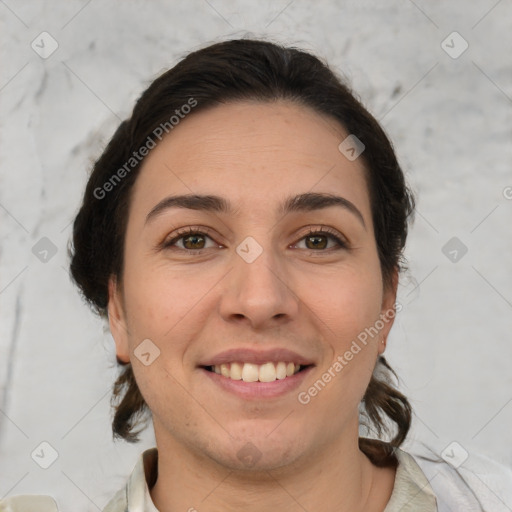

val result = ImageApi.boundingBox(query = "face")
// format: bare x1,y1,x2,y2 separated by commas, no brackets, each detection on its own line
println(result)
108,100,397,471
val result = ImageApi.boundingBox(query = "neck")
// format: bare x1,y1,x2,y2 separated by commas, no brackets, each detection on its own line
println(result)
150,425,392,512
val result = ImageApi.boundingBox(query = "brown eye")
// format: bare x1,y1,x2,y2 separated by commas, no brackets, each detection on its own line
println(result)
305,234,328,250
163,227,218,253
295,229,347,252
182,234,206,250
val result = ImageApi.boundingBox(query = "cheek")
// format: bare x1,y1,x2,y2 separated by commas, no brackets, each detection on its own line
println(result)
121,271,196,417
309,261,383,339
121,258,194,338
306,260,383,405
120,260,218,377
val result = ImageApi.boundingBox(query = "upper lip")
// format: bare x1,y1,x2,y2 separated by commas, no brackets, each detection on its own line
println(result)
199,348,316,367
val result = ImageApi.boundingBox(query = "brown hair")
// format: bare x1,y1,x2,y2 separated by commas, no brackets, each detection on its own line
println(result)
69,38,414,464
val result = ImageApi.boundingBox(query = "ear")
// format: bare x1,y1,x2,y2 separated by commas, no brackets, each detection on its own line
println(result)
108,275,131,363
378,268,399,355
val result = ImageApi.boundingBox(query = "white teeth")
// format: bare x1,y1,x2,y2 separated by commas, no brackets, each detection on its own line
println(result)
241,363,259,382
211,362,303,382
276,361,287,380
220,363,230,378
258,362,277,382
230,362,242,380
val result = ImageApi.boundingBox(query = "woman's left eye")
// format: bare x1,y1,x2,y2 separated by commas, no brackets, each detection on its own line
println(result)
293,230,347,251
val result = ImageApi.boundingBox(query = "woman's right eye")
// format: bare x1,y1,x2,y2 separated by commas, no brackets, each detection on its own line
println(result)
163,228,220,254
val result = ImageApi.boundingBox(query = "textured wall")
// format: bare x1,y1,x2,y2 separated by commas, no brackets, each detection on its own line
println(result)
1,0,511,509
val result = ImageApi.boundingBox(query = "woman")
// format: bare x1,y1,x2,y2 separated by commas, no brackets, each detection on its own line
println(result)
3,38,511,512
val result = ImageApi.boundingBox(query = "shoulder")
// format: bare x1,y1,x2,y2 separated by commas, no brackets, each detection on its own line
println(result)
403,442,512,512
102,487,128,512
102,447,157,511
0,495,59,511
0,493,128,512
0,449,156,512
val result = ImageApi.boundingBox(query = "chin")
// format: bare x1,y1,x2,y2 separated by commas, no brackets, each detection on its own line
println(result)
211,429,307,472
212,446,300,473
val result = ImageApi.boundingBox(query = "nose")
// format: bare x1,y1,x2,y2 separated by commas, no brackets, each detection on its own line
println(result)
218,239,300,330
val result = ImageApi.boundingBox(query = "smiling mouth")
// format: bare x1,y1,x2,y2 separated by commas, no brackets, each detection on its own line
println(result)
202,361,312,383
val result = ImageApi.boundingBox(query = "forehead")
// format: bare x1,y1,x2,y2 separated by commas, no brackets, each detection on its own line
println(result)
131,100,372,222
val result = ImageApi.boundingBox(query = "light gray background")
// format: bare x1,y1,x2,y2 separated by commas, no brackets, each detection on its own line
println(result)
1,1,511,510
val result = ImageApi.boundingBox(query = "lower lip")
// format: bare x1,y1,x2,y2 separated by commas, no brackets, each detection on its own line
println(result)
200,366,314,399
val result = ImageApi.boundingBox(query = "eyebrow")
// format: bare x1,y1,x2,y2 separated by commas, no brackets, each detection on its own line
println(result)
145,192,366,228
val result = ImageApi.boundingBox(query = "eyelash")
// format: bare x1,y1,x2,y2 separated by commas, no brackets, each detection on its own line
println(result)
161,225,348,255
